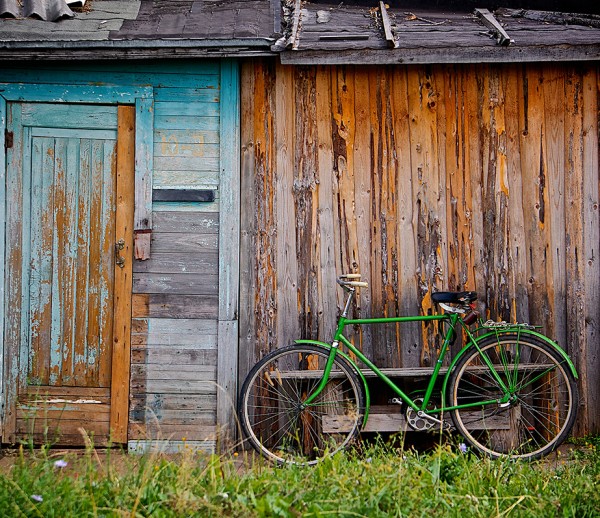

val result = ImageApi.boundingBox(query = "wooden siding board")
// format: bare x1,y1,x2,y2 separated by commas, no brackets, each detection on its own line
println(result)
315,66,338,343
133,96,154,260
581,66,600,434
132,294,218,319
0,96,5,435
217,60,241,440
392,67,421,367
275,62,300,348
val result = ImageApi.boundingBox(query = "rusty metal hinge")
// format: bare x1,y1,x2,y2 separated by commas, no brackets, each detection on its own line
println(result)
4,130,13,150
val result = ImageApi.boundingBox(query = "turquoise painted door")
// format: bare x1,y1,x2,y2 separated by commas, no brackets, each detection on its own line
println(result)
3,102,131,445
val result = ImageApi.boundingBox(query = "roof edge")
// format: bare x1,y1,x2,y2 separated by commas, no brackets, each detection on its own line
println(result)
280,45,600,65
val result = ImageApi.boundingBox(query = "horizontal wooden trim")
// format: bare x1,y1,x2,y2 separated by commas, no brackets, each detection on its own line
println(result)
17,419,110,435
128,423,217,440
17,404,110,417
128,439,216,454
130,379,217,395
131,364,217,380
131,347,217,366
133,273,219,295
132,252,218,275
324,406,511,433
14,433,112,447
0,83,153,102
150,233,218,254
22,386,111,399
130,393,217,409
153,211,219,233
279,45,600,65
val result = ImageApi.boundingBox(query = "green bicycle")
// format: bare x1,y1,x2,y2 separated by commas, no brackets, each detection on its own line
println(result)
238,274,579,464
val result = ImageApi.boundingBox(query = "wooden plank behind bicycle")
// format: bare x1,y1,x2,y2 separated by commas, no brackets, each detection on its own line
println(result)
238,60,600,437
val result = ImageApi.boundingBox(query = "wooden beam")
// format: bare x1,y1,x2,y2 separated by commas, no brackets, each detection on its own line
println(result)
110,105,135,444
379,2,398,49
475,8,514,46
279,44,600,65
288,0,302,50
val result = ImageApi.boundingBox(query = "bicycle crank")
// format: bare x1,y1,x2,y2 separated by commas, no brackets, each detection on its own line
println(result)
405,398,449,432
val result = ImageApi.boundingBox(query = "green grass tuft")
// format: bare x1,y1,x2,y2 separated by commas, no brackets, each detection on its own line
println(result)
0,437,598,517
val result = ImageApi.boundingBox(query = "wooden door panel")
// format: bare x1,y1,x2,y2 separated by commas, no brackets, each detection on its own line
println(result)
28,134,117,389
3,103,133,445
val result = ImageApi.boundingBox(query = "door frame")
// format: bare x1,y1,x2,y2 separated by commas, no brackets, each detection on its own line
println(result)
0,84,154,443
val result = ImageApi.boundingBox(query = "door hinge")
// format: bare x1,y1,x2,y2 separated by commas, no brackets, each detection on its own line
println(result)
4,130,13,150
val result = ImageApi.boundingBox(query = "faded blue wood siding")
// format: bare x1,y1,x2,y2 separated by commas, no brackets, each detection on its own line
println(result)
0,60,240,450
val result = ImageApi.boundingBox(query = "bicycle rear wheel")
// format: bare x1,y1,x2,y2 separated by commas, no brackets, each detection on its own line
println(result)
238,345,365,464
448,333,578,460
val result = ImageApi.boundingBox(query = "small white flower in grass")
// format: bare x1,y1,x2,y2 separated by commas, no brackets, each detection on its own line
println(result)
31,495,43,502
459,443,468,453
54,459,68,468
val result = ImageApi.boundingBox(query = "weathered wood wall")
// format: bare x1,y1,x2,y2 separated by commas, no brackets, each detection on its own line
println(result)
239,60,600,435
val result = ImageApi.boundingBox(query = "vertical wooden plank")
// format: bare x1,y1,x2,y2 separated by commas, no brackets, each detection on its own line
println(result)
542,65,567,345
0,95,6,435
503,65,529,323
294,66,320,341
369,67,401,368
564,65,586,434
392,66,420,367
484,65,511,322
332,67,359,279
275,62,300,348
73,139,92,384
352,67,373,358
315,66,339,342
240,58,278,377
3,102,23,440
217,59,241,441
238,60,258,385
29,136,54,386
407,66,444,367
50,137,67,385
133,97,154,260
581,66,600,433
98,140,117,388
61,137,80,383
110,105,135,443
464,65,486,308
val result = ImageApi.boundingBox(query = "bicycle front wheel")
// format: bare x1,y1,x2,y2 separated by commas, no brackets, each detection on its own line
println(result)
238,345,365,464
448,333,578,460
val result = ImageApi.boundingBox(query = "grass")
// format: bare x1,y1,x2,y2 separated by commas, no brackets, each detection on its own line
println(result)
0,435,599,517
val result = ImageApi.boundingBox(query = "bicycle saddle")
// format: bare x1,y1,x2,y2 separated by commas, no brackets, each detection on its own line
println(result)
431,291,478,304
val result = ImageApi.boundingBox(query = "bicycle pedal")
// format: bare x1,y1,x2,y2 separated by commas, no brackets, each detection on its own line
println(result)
389,398,403,406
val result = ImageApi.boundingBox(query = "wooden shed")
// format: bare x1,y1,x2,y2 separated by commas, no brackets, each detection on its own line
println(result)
0,0,599,452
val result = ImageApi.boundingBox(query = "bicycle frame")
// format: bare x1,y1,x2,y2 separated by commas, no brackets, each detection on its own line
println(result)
299,288,546,421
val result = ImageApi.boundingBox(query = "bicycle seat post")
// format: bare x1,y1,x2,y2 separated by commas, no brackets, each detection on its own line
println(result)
341,287,355,318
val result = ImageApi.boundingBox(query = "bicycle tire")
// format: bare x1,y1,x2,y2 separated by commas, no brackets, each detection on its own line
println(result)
238,344,365,464
448,333,578,460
